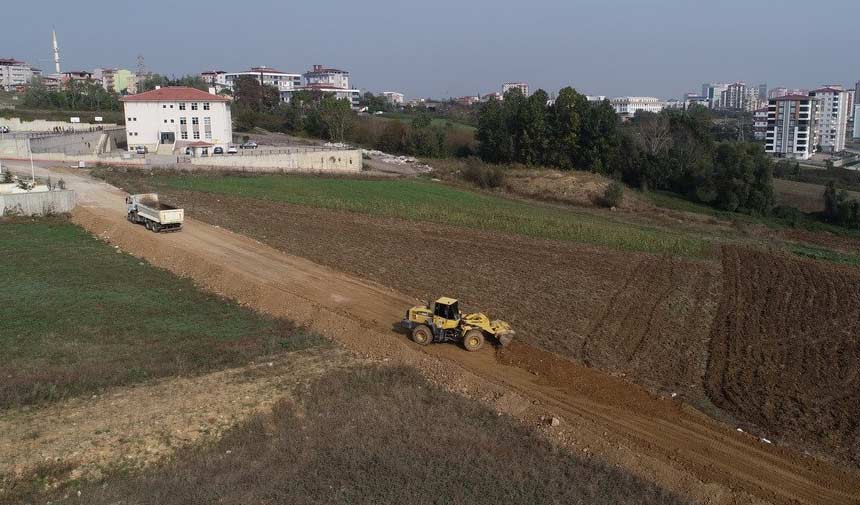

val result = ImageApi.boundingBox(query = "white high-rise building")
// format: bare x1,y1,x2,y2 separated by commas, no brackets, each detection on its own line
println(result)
765,94,819,160
809,87,850,153
702,82,728,108
853,104,860,139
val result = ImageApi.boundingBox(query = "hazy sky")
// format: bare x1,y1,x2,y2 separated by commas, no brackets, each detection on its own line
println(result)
4,0,859,99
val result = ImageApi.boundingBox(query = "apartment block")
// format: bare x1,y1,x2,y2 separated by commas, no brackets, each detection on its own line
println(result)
765,95,818,160
809,87,850,153
610,96,664,116
0,58,35,91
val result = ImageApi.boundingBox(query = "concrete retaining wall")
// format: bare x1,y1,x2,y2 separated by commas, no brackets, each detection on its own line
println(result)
190,149,362,173
0,117,119,132
29,130,117,155
0,190,76,216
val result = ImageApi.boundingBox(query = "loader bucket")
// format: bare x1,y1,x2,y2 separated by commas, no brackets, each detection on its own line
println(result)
497,331,515,347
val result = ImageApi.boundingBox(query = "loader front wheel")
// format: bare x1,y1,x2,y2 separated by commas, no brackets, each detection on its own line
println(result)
411,325,433,346
463,330,485,352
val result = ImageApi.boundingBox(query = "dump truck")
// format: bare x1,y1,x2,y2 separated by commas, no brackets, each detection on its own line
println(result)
126,193,184,232
401,297,515,351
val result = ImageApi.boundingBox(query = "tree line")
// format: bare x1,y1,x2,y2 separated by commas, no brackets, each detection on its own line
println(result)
22,79,122,111
476,88,774,215
230,76,472,156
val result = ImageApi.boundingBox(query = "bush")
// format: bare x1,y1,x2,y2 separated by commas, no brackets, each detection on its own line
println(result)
461,160,505,189
603,181,624,207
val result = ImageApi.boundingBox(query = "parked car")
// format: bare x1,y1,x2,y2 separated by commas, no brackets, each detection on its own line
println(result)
0,126,10,134
227,146,238,154
213,146,224,155
240,141,258,149
135,146,147,155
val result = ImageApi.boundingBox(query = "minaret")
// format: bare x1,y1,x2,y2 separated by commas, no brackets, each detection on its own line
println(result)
52,29,61,74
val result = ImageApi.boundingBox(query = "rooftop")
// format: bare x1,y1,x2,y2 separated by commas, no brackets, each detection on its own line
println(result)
772,94,813,101
121,86,230,102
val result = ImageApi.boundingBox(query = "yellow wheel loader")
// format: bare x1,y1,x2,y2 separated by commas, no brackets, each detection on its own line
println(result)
401,297,515,351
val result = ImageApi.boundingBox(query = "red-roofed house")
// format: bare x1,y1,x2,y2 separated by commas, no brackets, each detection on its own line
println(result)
120,86,232,155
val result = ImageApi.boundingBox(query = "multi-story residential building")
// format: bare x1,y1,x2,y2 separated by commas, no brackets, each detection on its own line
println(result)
854,104,860,139
481,92,503,102
281,65,361,109
809,87,850,153
120,86,232,155
684,93,709,108
93,68,117,92
719,82,760,111
382,91,405,105
758,83,768,101
610,96,664,116
200,70,228,91
60,71,95,85
502,82,530,97
224,67,301,93
753,107,769,140
586,95,607,102
0,58,35,91
765,94,819,160
702,83,728,108
114,69,137,94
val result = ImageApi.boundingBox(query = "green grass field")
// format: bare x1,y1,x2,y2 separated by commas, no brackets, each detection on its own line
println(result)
0,218,322,408
145,173,709,257
378,112,477,132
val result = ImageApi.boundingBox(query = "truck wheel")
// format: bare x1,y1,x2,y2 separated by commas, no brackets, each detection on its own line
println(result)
144,220,151,230
152,223,161,233
463,330,485,351
411,325,433,346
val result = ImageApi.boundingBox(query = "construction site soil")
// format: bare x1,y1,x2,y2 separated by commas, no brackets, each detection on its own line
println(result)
708,246,860,467
126,185,860,470
22,164,858,505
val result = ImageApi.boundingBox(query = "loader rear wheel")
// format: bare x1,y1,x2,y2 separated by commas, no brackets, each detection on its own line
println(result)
411,325,433,346
463,330,485,352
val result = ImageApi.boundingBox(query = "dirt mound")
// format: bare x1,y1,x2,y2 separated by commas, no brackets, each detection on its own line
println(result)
707,246,860,466
503,168,651,210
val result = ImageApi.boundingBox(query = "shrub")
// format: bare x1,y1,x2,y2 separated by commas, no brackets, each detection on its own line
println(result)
603,181,624,208
461,160,505,189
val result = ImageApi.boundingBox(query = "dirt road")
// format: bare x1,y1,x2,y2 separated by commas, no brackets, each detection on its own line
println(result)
9,161,860,505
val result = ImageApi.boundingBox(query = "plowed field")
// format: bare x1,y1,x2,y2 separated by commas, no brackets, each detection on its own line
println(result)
708,246,860,465
159,190,722,403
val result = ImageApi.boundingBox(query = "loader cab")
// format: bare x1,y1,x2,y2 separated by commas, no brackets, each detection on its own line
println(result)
433,297,460,321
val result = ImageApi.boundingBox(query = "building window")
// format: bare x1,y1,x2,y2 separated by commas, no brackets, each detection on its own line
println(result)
192,117,199,125
181,132,188,140
170,119,174,123
180,117,186,125
193,131,200,140
170,104,174,108
204,117,212,140
179,103,186,110
203,102,210,110
191,103,198,110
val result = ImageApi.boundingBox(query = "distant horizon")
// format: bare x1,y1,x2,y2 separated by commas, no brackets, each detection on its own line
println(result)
4,0,858,101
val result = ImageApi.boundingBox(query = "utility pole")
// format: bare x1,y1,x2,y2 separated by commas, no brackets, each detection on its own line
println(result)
28,137,35,185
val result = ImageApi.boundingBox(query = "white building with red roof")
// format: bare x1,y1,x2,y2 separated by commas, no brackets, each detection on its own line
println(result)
809,86,850,153
120,86,232,155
